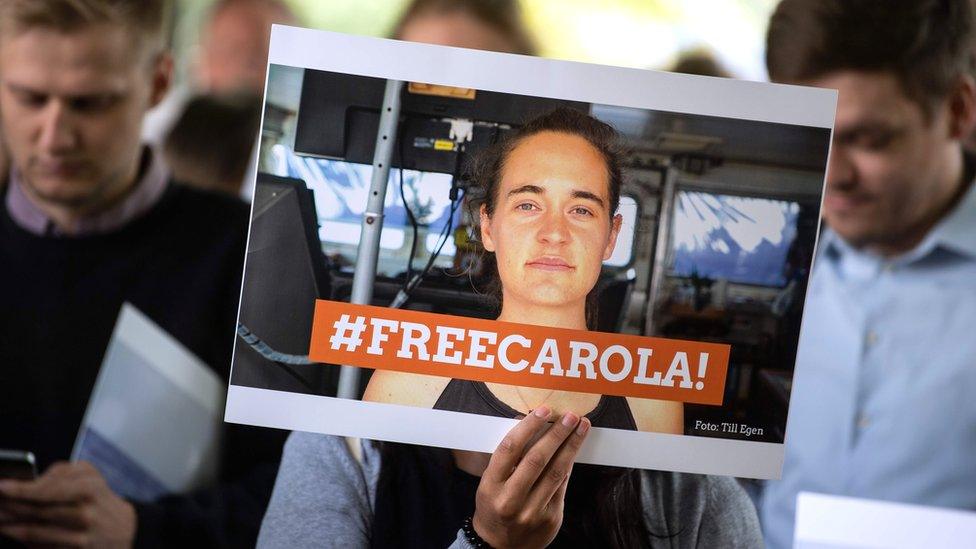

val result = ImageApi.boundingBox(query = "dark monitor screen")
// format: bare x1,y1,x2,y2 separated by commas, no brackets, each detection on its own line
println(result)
232,174,335,395
670,190,800,287
293,68,589,174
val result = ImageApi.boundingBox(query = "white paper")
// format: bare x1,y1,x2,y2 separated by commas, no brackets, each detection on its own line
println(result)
795,492,976,549
72,303,224,502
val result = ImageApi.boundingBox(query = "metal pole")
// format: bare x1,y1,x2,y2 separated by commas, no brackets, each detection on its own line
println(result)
645,165,677,336
336,79,403,399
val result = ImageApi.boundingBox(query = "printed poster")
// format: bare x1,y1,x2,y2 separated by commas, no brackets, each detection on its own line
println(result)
225,25,835,478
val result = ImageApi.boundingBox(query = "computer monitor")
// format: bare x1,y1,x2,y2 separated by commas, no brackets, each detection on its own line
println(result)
275,149,460,258
669,190,801,287
293,68,590,174
231,173,336,395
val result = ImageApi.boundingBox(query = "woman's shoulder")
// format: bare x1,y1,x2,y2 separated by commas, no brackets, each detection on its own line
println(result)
362,370,452,407
640,469,763,547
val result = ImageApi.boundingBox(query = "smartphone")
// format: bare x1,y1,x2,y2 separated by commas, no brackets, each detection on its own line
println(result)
0,449,37,480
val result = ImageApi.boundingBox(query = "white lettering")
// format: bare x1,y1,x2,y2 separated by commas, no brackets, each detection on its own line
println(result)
498,334,531,372
396,321,431,360
633,348,661,385
566,341,598,379
433,326,466,364
366,318,399,356
464,330,496,369
662,352,693,389
599,344,632,382
530,338,561,375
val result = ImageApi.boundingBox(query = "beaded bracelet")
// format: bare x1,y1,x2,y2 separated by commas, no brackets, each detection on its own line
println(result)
462,516,495,549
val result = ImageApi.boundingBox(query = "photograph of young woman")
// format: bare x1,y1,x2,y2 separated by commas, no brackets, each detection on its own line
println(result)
362,108,683,435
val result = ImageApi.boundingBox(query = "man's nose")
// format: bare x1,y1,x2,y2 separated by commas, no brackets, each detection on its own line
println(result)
36,101,78,154
826,144,856,189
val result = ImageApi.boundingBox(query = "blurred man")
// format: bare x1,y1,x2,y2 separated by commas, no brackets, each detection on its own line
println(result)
143,0,295,144
149,0,295,198
163,93,262,194
0,0,283,546
0,136,7,187
760,1,976,547
668,48,732,78
393,0,536,55
195,0,296,95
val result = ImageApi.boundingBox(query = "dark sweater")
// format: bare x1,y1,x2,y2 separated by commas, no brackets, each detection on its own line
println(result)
0,182,286,547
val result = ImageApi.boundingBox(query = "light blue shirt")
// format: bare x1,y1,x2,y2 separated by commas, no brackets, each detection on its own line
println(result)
760,180,976,549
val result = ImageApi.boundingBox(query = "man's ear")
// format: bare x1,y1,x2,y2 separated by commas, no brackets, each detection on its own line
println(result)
947,74,976,140
480,204,496,252
149,51,174,108
603,213,623,261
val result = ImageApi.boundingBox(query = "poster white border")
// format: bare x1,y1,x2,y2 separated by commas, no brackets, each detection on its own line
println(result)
268,25,836,128
227,386,785,479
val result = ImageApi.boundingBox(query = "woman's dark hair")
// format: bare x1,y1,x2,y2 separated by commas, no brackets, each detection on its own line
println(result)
390,0,537,56
467,107,625,329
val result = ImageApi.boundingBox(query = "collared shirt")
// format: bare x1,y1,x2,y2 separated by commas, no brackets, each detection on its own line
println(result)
5,146,169,237
760,181,976,549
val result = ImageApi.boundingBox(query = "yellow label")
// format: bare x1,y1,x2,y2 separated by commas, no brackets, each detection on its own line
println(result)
408,83,477,100
433,139,455,151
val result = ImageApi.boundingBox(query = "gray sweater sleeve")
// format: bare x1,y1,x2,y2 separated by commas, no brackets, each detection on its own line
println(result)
697,476,764,547
257,432,473,549
257,432,374,548
642,471,763,548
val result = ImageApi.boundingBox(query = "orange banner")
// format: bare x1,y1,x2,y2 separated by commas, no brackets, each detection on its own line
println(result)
309,300,730,405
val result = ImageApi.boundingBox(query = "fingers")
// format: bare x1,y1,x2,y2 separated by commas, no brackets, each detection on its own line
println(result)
502,412,582,503
0,523,89,547
528,417,589,512
0,500,90,530
0,462,98,505
545,466,572,516
0,478,93,505
484,406,554,484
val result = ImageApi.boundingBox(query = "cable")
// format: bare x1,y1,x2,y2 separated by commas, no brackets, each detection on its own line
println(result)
390,119,493,309
236,324,317,392
397,123,420,283
389,184,463,309
237,323,313,365
236,323,317,392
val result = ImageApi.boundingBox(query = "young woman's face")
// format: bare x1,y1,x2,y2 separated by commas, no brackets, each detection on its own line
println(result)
481,131,622,311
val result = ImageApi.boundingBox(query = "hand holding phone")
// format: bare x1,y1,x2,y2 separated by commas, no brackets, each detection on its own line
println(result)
0,450,36,481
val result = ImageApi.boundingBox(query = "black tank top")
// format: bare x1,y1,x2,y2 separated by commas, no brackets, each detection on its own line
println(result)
432,378,639,431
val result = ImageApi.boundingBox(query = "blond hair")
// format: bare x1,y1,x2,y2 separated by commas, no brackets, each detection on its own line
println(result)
0,0,171,52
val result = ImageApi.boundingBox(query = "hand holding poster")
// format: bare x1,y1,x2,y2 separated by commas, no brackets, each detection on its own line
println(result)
225,25,835,478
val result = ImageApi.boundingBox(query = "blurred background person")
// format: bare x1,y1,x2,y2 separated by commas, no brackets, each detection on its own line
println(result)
667,48,733,78
759,1,976,547
0,135,7,188
0,0,284,546
163,93,263,194
146,0,296,198
195,0,297,94
392,0,536,55
145,0,296,144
